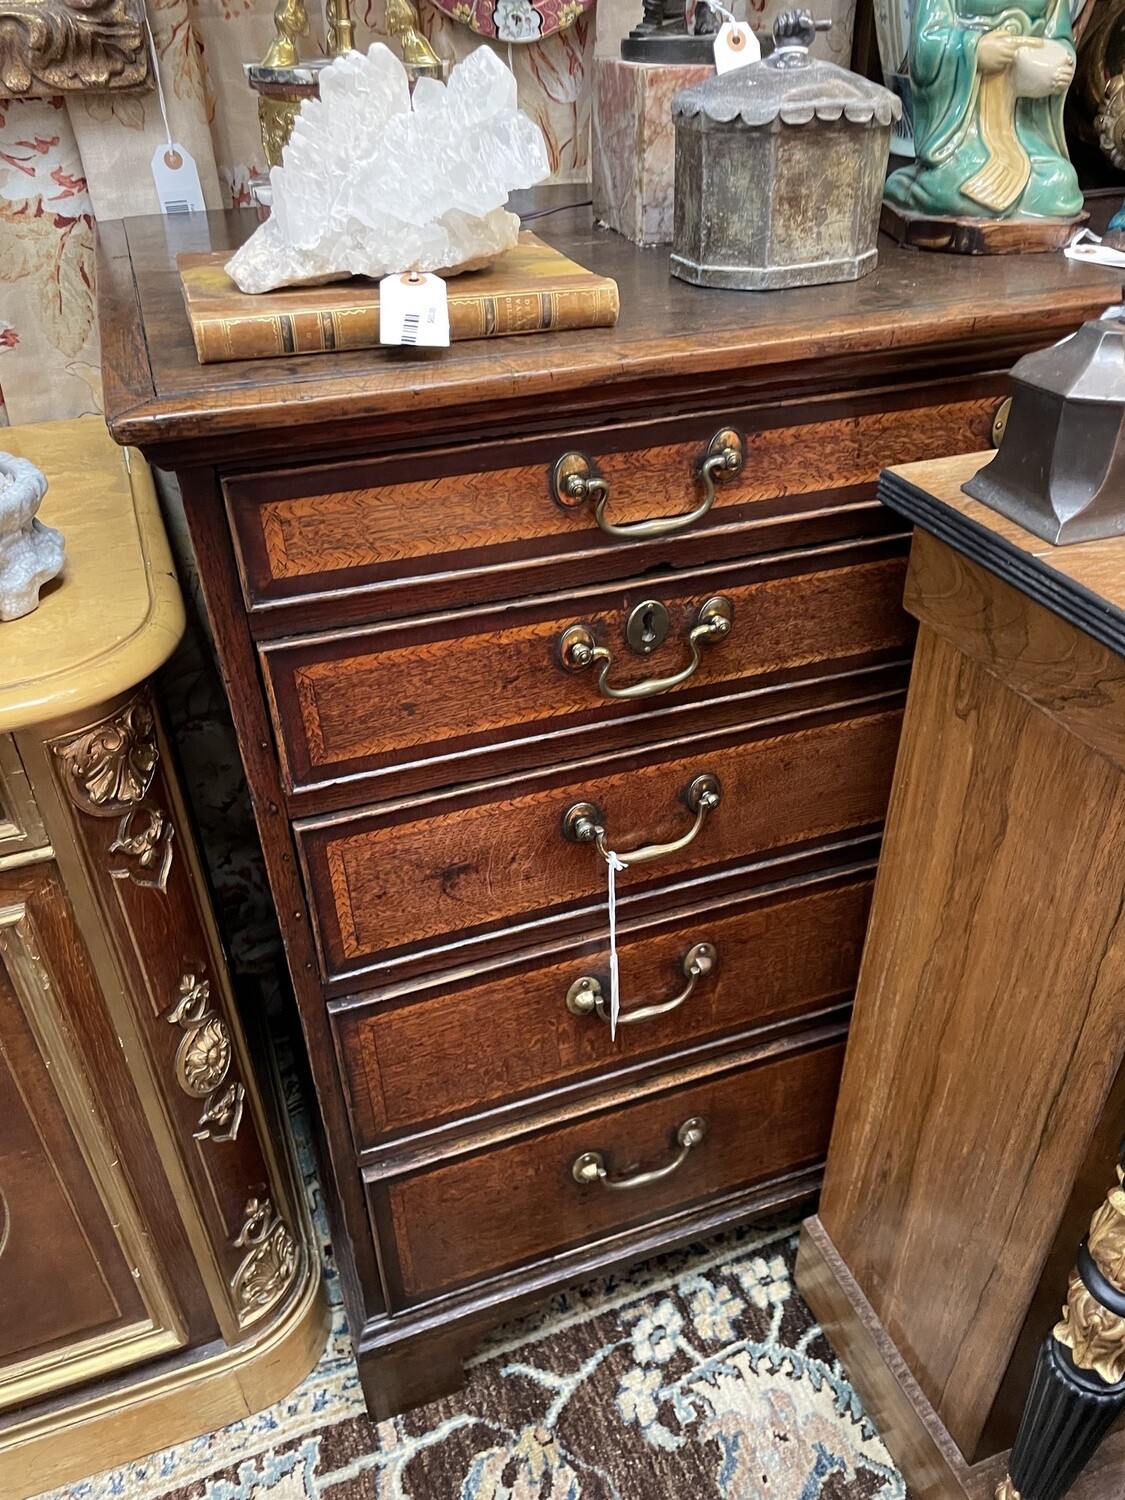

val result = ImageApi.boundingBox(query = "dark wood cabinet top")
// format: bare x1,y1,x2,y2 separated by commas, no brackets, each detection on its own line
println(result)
97,189,1124,466
880,452,1125,656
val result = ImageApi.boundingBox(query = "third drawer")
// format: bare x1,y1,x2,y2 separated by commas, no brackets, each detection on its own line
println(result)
332,864,873,1147
297,694,904,987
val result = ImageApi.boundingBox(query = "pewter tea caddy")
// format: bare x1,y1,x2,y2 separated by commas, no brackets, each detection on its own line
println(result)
671,9,900,290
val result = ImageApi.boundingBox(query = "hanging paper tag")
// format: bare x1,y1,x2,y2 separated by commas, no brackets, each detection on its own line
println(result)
1064,229,1125,268
151,144,206,215
603,848,626,1040
713,21,760,73
379,272,451,348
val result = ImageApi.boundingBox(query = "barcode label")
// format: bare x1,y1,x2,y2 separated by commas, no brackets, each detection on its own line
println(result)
379,273,450,348
150,143,206,216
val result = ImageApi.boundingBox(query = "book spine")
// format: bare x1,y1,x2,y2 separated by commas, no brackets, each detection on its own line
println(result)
449,286,620,339
191,286,619,362
193,307,381,363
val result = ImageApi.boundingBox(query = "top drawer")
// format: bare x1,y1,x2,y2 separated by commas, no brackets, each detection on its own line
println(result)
224,380,1004,631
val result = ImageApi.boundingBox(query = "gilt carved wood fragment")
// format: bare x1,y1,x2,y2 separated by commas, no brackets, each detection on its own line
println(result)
0,0,151,95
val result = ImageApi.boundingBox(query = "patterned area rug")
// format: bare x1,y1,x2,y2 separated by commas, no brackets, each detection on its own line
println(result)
47,1194,908,1500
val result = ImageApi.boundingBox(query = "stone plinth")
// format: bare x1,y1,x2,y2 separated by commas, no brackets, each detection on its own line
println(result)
592,55,713,247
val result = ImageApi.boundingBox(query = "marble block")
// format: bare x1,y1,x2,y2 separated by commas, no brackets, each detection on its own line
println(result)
592,56,714,247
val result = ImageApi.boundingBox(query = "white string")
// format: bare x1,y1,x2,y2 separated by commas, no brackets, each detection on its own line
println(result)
602,847,626,1041
141,4,174,150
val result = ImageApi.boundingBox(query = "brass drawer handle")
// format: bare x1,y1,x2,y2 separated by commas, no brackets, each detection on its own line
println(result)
551,428,743,540
567,941,717,1026
558,597,732,701
572,1116,707,1190
562,773,720,869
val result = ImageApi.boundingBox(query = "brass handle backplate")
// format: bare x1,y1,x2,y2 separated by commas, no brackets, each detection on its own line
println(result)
551,428,743,540
558,597,733,701
572,1117,707,1190
562,773,720,868
567,941,717,1026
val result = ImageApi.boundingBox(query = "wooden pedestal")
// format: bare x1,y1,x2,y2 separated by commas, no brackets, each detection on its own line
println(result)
795,452,1125,1500
880,201,1086,254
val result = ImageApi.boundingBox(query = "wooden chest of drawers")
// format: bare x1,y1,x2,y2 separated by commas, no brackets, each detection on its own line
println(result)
97,193,1123,1418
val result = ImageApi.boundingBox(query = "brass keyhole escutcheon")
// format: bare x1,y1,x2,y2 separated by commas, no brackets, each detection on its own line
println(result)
625,600,670,656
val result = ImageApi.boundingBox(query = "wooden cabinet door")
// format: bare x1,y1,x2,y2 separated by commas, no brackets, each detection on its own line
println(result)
0,864,182,1410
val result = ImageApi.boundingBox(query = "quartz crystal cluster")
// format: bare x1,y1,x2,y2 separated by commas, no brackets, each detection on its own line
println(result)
227,44,550,292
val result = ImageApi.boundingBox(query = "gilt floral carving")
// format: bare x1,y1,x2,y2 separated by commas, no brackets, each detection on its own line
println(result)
52,697,158,815
0,0,151,96
165,973,245,1144
232,1195,299,1325
1054,1164,1125,1386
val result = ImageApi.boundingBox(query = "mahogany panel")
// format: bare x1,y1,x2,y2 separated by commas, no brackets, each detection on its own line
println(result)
378,1035,845,1302
261,541,912,804
298,699,904,984
333,869,873,1144
227,385,990,627
0,866,150,1368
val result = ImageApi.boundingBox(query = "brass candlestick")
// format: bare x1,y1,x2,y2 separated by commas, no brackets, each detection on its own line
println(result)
385,0,446,80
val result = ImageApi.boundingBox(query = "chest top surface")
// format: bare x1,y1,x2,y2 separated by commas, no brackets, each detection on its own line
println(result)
0,417,184,732
96,188,1124,464
880,451,1125,656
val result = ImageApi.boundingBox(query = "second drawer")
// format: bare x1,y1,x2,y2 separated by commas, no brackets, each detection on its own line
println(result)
333,866,873,1145
260,539,911,807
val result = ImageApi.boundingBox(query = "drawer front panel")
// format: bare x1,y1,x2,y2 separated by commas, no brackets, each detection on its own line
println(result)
335,870,872,1143
299,703,903,983
227,383,1001,626
263,542,911,804
377,1036,845,1301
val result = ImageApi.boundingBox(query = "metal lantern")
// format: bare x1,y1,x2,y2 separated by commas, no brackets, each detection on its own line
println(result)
965,310,1125,545
671,10,900,290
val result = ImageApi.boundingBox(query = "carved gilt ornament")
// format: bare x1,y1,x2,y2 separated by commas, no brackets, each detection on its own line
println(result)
232,1196,299,1326
164,973,245,1145
53,697,158,816
1054,1165,1125,1385
0,0,152,96
52,695,176,892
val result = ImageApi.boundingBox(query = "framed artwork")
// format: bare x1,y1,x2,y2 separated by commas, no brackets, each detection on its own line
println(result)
0,0,151,94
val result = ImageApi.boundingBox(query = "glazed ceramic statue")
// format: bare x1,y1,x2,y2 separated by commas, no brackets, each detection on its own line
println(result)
884,0,1082,222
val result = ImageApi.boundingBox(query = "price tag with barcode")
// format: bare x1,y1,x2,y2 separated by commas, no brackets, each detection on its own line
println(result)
379,271,450,348
151,144,206,216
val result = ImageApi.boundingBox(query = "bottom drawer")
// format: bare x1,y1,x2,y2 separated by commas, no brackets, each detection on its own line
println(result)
375,1035,844,1303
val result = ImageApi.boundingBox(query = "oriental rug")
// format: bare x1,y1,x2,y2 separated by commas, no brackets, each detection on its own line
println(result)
44,1206,908,1500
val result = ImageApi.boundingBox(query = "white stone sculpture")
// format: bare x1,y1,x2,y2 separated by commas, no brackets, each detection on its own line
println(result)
227,44,550,293
0,454,64,622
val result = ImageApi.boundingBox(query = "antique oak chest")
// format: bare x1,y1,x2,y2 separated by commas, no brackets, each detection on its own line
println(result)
96,192,1121,1417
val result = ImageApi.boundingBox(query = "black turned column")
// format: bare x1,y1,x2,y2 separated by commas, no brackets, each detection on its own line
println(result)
997,1151,1125,1500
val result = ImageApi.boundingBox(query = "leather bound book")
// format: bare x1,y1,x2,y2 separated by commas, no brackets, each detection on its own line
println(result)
177,232,620,363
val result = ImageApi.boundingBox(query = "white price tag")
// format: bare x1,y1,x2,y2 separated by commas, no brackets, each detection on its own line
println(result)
1064,229,1125,268
151,144,206,215
602,847,626,1040
379,271,450,348
713,21,760,73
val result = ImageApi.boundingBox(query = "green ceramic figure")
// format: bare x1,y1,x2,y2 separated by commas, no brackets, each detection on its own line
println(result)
884,0,1081,221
